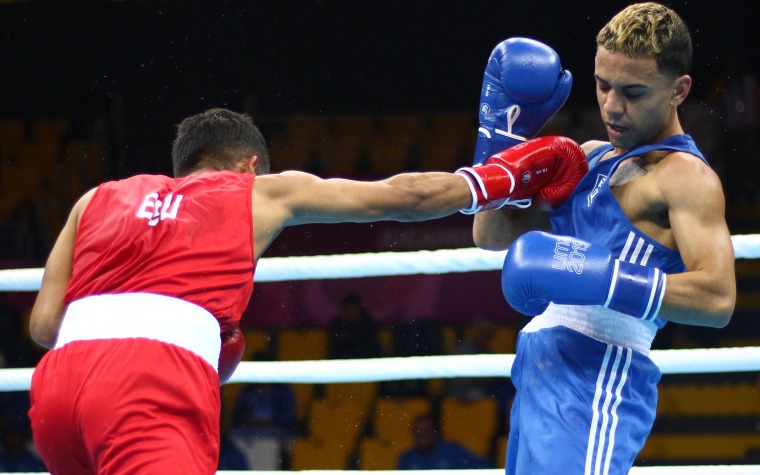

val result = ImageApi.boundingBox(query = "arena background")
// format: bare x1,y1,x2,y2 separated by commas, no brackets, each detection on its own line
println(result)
1,0,760,471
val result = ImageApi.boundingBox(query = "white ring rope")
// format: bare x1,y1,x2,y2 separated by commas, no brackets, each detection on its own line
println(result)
1,347,759,392
3,467,760,475
212,469,760,475
0,233,758,290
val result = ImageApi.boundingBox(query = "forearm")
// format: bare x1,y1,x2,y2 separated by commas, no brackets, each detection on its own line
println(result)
659,270,736,328
376,172,472,221
29,191,87,348
30,270,70,349
473,208,549,250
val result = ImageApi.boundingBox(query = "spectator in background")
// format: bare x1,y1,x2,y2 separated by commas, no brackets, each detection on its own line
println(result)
0,410,45,473
327,292,383,359
217,431,249,471
396,414,492,470
228,351,297,470
709,54,760,205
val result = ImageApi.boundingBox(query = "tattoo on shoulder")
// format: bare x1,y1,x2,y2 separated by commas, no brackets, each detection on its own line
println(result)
610,158,650,186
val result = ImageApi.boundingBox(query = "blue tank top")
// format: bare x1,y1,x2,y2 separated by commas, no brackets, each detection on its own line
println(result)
549,134,708,329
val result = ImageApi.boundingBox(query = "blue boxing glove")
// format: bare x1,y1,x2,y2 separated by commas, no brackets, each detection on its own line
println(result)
502,231,666,321
473,37,573,165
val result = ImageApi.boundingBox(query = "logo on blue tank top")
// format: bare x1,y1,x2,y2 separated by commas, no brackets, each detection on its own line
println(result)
587,174,608,207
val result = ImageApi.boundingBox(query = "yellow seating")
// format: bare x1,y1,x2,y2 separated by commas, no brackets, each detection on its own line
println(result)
267,115,329,171
325,382,378,414
307,398,368,453
417,141,467,171
658,382,760,417
268,134,324,171
242,328,272,360
417,112,475,170
328,115,379,175
489,325,517,354
440,396,498,458
276,328,327,361
639,433,760,461
33,118,69,142
378,326,394,356
332,115,377,136
220,383,246,432
365,142,411,175
380,113,425,135
358,436,403,470
290,437,349,469
428,112,475,134
290,383,315,422
440,324,459,354
0,119,25,144
495,435,508,468
373,396,431,449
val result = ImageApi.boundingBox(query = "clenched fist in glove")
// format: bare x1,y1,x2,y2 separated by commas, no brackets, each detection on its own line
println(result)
502,231,666,321
457,135,587,214
473,37,573,166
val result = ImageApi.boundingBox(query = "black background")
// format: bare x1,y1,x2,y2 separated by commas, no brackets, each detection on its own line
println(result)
1,0,758,175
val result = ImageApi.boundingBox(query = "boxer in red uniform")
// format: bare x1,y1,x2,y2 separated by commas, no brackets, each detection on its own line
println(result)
28,107,586,474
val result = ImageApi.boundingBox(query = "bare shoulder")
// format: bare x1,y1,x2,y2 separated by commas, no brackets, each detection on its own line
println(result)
656,151,724,206
72,187,98,223
657,151,719,185
255,170,316,192
253,170,324,203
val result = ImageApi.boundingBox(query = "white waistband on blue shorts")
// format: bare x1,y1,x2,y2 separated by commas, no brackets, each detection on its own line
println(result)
56,293,221,372
521,303,657,355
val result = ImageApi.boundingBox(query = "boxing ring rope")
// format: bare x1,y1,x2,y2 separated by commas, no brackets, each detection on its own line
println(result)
1,233,759,474
1,234,759,290
214,469,760,475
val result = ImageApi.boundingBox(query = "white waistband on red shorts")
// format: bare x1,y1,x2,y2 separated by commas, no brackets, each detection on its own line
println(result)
521,302,657,356
56,293,221,372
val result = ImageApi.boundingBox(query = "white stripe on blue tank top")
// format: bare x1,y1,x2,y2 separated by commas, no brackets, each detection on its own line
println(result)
619,231,654,266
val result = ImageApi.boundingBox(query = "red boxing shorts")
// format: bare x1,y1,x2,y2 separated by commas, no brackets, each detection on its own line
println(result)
30,337,221,475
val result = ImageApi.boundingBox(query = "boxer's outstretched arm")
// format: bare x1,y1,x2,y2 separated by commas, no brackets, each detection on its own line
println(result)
251,170,478,259
258,170,471,225
30,189,95,348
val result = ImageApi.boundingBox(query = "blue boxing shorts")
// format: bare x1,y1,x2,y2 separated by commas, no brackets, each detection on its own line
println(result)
505,314,660,475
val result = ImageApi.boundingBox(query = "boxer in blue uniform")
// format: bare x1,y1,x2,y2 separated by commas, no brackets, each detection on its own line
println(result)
466,3,736,475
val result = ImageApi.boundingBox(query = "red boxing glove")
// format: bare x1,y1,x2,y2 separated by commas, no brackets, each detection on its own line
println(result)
218,325,245,384
456,135,587,213
532,138,589,211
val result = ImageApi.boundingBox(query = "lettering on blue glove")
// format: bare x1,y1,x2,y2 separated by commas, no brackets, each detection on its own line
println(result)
551,237,588,274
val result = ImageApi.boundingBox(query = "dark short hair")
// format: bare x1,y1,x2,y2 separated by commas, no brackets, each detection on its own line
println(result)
171,108,271,177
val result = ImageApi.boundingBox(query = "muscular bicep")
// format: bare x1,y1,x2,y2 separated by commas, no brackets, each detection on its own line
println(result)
253,172,401,246
660,156,736,326
30,189,95,348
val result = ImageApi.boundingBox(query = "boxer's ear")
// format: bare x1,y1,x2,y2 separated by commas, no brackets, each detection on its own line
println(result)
235,155,259,175
671,74,692,107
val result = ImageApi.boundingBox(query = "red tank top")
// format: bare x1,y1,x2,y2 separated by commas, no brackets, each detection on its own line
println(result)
65,171,256,332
